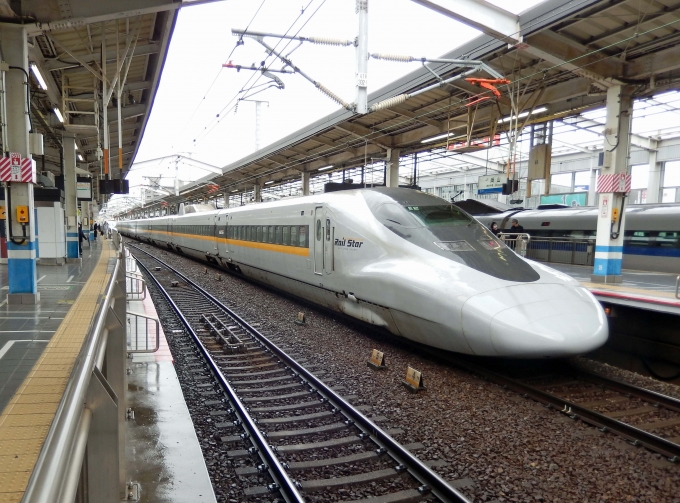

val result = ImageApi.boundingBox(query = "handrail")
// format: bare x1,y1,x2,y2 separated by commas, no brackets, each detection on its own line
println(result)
22,240,123,503
676,275,680,300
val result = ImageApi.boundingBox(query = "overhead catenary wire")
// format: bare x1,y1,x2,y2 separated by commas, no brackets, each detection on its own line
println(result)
144,13,680,208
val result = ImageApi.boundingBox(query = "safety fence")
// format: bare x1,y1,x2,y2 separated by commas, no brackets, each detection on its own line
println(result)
500,234,596,266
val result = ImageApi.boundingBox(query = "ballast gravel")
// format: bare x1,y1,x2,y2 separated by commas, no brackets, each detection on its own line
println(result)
134,243,680,503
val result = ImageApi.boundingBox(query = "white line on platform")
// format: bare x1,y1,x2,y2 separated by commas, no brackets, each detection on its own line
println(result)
66,275,74,283
0,339,49,360
37,275,46,283
0,299,7,308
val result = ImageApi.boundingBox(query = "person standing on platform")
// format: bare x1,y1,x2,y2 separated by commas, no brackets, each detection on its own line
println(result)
92,222,98,242
78,223,84,254
507,218,524,234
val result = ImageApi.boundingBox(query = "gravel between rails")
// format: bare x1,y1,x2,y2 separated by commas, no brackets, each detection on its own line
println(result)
132,242,680,503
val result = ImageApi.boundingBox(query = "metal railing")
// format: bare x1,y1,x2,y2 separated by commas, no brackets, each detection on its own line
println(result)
676,276,680,300
127,311,160,354
22,231,128,503
499,232,531,257
499,234,596,266
125,273,147,300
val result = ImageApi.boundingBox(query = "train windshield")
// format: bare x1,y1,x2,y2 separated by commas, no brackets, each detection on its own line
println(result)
362,188,539,283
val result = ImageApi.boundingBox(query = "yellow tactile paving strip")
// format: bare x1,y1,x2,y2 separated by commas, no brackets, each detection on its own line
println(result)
0,245,117,502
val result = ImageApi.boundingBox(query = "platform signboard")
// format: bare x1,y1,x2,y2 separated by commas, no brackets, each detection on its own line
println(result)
477,174,506,194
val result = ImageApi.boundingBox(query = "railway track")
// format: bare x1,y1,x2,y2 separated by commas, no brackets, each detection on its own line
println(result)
429,354,680,463
127,244,471,503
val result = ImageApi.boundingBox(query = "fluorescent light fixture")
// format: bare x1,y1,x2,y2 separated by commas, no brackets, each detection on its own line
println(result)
498,107,547,124
230,189,238,193
30,63,48,91
77,154,83,161
53,107,64,123
264,180,274,185
318,165,333,171
421,132,453,144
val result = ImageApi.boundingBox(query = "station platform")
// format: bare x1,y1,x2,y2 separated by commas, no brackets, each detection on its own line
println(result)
125,287,216,502
549,263,680,315
0,239,113,502
0,239,215,502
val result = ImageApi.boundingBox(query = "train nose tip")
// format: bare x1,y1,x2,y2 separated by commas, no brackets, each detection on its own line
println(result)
488,293,608,358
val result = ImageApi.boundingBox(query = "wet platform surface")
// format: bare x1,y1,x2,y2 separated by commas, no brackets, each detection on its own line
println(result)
549,263,680,314
126,292,216,502
0,240,104,413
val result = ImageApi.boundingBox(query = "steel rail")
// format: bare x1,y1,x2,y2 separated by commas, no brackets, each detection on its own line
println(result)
132,253,304,503
128,243,472,503
576,368,680,414
415,348,680,462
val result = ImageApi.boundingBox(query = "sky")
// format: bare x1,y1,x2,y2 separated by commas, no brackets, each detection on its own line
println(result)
129,0,547,189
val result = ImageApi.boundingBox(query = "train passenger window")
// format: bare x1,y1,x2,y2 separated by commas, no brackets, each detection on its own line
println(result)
628,231,651,246
263,226,269,242
291,226,298,246
326,219,331,241
657,231,679,247
275,226,282,244
300,226,308,248
257,226,263,242
268,226,274,243
283,226,290,245
316,219,322,241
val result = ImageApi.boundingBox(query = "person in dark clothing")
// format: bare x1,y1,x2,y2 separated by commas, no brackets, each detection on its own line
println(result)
78,223,84,254
93,223,98,242
489,221,500,236
507,218,524,234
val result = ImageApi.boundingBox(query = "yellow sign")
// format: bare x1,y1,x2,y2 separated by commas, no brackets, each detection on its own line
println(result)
16,205,29,223
404,366,423,389
0,206,5,220
369,349,385,367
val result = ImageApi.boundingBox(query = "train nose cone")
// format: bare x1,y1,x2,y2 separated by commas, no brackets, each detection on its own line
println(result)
462,284,608,358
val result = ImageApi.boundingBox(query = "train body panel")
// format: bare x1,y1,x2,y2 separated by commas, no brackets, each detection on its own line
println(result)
118,188,608,358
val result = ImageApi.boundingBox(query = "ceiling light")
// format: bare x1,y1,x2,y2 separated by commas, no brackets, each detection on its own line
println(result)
230,189,238,193
30,63,48,91
318,165,333,171
53,107,64,123
77,154,83,161
421,133,453,144
264,180,274,185
498,107,547,124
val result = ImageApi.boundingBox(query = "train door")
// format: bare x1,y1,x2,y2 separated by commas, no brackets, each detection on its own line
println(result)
314,206,324,275
213,214,221,254
323,211,334,275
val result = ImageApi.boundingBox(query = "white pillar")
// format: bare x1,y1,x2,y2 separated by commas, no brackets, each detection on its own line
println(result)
588,157,598,206
592,85,633,283
301,171,310,196
63,134,79,262
2,24,39,304
355,0,368,114
253,183,261,203
646,141,660,204
385,148,400,188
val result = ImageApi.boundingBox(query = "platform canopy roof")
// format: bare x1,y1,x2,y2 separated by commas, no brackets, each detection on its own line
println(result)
1,0,209,175
129,0,680,214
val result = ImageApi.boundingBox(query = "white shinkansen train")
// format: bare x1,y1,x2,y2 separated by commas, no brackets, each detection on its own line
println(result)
118,188,608,358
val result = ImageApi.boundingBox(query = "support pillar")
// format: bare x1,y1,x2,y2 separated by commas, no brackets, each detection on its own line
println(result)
385,148,400,188
301,171,310,196
2,24,39,304
646,141,660,204
592,85,633,283
253,183,261,203
588,158,598,207
63,135,80,262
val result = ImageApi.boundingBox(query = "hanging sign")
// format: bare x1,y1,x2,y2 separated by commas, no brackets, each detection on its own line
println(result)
478,174,507,194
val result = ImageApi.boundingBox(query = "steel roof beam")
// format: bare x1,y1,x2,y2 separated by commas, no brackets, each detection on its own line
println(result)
44,43,159,72
521,31,625,88
410,0,522,45
626,43,680,79
334,124,391,149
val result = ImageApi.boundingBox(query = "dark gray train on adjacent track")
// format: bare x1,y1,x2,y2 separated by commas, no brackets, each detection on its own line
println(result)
476,204,680,273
